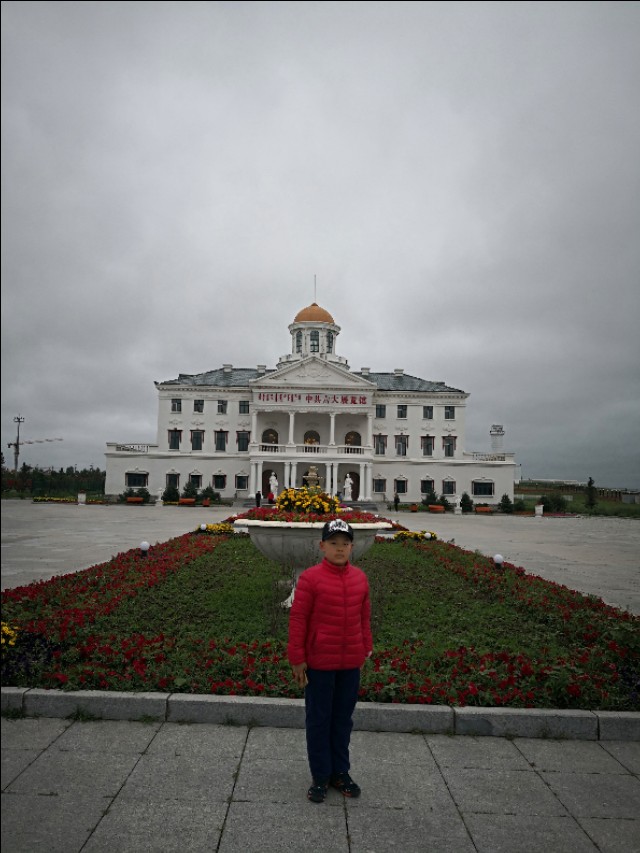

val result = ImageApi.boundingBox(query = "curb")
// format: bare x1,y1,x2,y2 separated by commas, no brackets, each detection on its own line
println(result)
2,687,639,740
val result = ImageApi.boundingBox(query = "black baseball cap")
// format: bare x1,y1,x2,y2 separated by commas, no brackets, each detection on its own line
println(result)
321,519,354,541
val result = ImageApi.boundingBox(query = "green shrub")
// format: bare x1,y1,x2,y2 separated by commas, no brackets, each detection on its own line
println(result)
498,493,514,514
181,481,199,499
460,492,474,513
162,485,180,503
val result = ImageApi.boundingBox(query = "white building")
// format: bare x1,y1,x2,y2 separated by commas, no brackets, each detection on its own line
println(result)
105,302,517,504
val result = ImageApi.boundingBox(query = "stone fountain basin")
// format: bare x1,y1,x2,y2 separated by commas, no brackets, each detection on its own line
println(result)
234,520,393,570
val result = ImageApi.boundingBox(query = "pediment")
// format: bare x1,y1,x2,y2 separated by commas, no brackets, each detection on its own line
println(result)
251,357,375,390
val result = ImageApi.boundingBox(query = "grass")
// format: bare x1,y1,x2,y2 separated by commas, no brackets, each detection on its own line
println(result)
1,532,638,711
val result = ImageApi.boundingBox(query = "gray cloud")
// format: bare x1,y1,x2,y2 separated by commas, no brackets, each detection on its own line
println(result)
2,1,639,488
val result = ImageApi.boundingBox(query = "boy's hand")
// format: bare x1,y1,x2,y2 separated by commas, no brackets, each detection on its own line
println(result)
291,663,308,688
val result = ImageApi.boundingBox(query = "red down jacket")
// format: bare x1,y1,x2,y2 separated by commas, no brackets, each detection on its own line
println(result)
287,558,373,670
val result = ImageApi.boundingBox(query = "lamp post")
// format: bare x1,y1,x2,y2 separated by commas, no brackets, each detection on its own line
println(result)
139,541,150,557
493,554,504,572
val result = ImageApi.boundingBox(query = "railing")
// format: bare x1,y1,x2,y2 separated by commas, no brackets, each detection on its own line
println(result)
254,443,369,457
113,444,153,453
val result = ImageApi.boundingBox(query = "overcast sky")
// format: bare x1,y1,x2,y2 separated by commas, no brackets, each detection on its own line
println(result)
2,1,639,489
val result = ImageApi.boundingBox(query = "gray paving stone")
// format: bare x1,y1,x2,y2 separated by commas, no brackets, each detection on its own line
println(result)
243,724,307,759
0,686,26,713
340,757,459,813
1,748,39,789
233,756,328,804
117,751,238,803
514,738,632,773
427,733,531,769
0,792,108,853
542,771,640,819
82,797,228,853
347,804,476,852
145,720,248,757
5,747,139,797
220,801,349,852
353,701,452,733
464,813,599,852
600,739,640,774
441,767,569,816
351,729,438,767
168,692,305,726
53,719,161,754
1,716,70,749
578,817,640,853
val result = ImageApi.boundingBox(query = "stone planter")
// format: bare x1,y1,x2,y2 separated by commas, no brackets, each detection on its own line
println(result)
475,506,493,514
126,497,144,504
179,498,196,506
428,505,445,513
235,519,392,606
201,499,211,507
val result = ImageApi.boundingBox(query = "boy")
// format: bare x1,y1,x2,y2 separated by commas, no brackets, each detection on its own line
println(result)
287,518,373,803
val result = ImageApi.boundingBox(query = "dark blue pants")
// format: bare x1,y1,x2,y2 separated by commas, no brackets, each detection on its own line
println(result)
304,668,360,781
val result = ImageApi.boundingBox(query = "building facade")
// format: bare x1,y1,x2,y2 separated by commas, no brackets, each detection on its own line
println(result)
105,303,517,503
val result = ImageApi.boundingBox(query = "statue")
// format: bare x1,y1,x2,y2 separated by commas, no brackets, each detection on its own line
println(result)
344,474,353,501
269,472,278,498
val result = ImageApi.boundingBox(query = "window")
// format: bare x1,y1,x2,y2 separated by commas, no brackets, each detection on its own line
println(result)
168,429,181,450
213,474,227,490
397,404,407,419
171,399,182,413
420,479,435,494
395,435,408,456
125,472,148,488
193,399,204,413
394,479,408,495
326,331,334,352
443,436,457,457
442,480,456,495
215,431,228,452
421,435,434,456
191,430,204,451
444,406,455,420
472,481,495,497
310,330,319,352
375,404,386,418
217,400,227,414
373,478,387,493
344,431,361,452
189,474,202,489
239,400,250,414
261,428,278,447
166,473,179,489
423,406,433,419
237,431,250,452
295,330,302,353
236,475,249,490
374,434,387,455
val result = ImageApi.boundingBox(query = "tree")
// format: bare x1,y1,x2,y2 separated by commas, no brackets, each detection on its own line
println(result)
498,493,514,513
460,492,474,513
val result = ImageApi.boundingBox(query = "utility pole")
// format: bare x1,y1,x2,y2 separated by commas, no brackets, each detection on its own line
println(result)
7,415,63,471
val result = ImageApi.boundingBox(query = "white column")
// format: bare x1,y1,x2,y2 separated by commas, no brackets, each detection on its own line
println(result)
288,412,295,445
359,462,366,500
257,461,264,495
251,410,258,441
367,412,373,448
329,412,336,445
364,462,373,501
325,462,333,495
250,462,257,495
290,462,298,489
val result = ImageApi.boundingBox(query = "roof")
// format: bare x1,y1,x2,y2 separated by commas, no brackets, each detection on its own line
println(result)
354,372,466,394
293,302,335,323
157,367,466,394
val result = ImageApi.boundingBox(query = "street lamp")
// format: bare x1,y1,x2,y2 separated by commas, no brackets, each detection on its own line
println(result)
139,541,150,557
493,554,504,571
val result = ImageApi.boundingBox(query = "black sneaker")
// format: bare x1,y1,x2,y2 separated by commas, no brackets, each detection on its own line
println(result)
330,772,361,798
307,778,329,803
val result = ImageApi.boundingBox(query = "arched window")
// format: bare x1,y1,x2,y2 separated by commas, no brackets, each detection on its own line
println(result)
261,429,278,445
344,431,361,453
304,430,321,452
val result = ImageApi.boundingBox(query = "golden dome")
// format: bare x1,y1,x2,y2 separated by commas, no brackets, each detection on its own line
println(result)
293,302,334,323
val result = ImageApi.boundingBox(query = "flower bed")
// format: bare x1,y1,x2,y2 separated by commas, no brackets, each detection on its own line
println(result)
1,535,638,710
